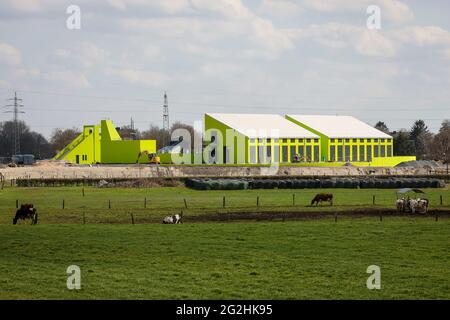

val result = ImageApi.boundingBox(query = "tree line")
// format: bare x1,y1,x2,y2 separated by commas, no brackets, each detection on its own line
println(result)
0,118,448,163
375,119,450,162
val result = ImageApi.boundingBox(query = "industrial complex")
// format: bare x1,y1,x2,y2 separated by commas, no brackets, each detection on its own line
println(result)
54,113,415,167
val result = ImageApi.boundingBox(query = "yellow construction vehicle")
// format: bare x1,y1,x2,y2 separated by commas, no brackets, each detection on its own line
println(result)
136,151,161,164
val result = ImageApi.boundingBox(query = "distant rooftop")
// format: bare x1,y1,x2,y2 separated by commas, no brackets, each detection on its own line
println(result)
286,115,392,139
206,113,319,139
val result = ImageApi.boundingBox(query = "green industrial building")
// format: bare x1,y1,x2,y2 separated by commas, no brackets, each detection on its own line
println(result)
53,120,156,164
205,113,415,166
204,113,321,164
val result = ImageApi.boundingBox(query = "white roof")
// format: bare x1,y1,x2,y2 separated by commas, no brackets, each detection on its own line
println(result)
206,113,319,139
286,115,392,139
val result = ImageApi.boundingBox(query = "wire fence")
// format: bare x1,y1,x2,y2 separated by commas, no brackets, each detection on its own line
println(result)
2,190,449,225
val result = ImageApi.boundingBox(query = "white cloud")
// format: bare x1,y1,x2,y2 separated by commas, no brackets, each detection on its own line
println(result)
79,42,109,67
303,0,414,23
443,48,450,59
391,26,450,46
118,0,296,57
106,68,170,88
293,23,396,57
258,0,302,17
191,0,295,54
200,62,241,77
1,0,60,12
377,0,414,24
0,42,21,65
15,68,40,77
0,79,10,89
142,45,163,60
53,42,109,68
356,30,396,57
107,0,190,13
44,70,90,88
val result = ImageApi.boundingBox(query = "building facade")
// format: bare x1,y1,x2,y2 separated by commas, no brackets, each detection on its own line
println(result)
285,115,399,165
53,120,156,164
205,113,415,166
205,113,320,164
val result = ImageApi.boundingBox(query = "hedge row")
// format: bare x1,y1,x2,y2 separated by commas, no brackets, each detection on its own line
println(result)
185,177,446,190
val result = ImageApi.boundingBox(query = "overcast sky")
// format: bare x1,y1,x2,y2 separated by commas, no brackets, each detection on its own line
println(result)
0,0,449,138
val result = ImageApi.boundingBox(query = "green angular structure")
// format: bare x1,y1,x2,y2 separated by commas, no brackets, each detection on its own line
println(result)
53,120,156,164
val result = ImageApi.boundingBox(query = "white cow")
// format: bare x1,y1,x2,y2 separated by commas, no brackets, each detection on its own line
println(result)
409,198,428,214
416,198,429,213
408,199,418,213
396,198,406,212
163,213,182,224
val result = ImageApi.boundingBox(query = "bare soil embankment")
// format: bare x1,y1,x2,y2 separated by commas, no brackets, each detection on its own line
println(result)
0,160,446,181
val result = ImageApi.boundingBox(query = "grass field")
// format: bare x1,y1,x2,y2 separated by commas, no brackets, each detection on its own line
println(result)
0,218,449,299
0,186,449,224
1,186,449,299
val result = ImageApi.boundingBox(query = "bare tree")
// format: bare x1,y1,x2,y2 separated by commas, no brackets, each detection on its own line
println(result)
116,125,140,140
50,128,81,154
429,120,450,163
141,125,170,150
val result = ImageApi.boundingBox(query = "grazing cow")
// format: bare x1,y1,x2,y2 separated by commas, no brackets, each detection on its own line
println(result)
163,213,182,224
396,198,406,212
13,204,38,225
408,199,418,213
408,198,429,214
416,198,429,213
311,193,333,206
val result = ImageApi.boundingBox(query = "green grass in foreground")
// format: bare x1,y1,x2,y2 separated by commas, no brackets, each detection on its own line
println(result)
0,186,449,224
0,218,449,299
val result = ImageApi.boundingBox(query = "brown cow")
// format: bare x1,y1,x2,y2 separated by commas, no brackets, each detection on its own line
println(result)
311,193,333,206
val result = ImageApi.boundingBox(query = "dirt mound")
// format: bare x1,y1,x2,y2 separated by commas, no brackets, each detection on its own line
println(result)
396,160,444,169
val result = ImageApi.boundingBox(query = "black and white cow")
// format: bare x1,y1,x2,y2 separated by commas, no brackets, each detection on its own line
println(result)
163,213,182,224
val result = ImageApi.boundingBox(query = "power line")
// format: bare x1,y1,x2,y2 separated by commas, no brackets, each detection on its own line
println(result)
3,91,24,155
3,88,449,111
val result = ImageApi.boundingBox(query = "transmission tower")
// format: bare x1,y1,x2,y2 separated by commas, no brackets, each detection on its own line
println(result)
3,91,24,155
162,91,169,145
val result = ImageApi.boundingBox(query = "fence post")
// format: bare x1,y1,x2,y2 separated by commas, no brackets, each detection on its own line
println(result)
373,195,376,205
223,196,226,208
440,195,443,205
184,198,188,209
83,212,86,225
130,213,135,225
435,214,438,222
82,188,85,197
292,194,295,206
334,213,338,223
108,200,111,209
379,214,382,222
257,196,259,207
16,199,18,209
62,199,65,210
144,197,147,209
